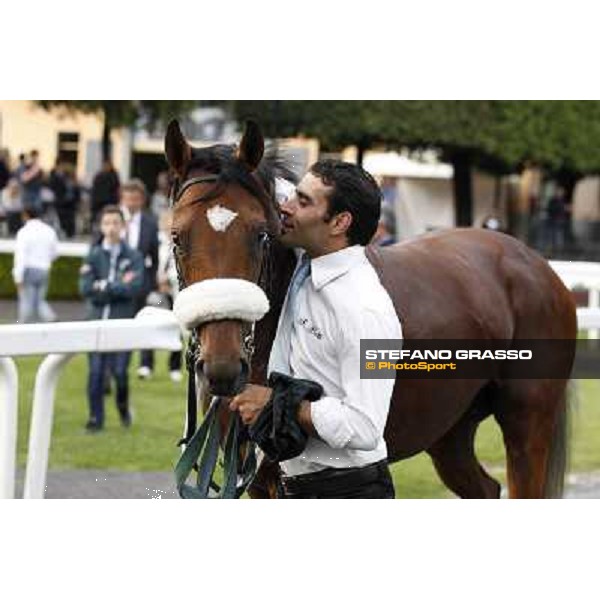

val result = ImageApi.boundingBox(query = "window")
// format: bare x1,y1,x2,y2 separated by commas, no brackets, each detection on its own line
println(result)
56,132,79,168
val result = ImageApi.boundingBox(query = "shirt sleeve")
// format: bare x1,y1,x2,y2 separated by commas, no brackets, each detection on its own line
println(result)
106,250,144,299
12,230,26,284
79,250,106,303
309,304,399,451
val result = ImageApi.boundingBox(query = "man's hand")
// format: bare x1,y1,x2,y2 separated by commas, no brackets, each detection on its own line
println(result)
229,384,272,426
122,271,136,284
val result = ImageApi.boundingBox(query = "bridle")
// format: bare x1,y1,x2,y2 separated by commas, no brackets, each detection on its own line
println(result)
169,173,274,362
169,174,220,208
170,172,274,499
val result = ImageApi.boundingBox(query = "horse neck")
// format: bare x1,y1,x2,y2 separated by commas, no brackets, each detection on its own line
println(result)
250,240,297,384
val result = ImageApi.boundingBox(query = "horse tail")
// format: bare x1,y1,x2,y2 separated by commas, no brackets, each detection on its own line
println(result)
543,379,576,498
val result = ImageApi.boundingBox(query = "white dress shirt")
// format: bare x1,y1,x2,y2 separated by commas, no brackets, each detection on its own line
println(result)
268,245,403,477
123,209,141,250
12,218,58,284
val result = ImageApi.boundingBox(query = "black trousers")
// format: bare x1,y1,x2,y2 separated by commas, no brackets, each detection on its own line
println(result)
56,206,76,238
278,460,395,499
169,350,182,371
134,295,154,370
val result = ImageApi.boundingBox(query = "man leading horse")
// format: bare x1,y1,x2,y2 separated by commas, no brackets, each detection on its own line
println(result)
230,160,402,498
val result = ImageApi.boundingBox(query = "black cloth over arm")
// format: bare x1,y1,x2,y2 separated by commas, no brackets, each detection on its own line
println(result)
249,372,323,462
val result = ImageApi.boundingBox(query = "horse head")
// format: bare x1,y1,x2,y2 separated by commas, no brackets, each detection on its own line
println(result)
166,119,287,398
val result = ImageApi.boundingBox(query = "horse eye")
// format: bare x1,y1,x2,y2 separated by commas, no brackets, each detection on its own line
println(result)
257,231,270,246
172,230,187,255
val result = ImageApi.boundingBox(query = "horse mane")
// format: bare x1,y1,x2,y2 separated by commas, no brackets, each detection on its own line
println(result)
184,142,298,208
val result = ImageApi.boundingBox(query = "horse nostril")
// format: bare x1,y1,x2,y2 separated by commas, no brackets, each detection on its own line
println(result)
195,360,205,377
199,359,247,396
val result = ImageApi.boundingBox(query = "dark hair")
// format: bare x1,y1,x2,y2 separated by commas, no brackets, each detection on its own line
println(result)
100,204,125,222
310,159,382,245
23,204,41,219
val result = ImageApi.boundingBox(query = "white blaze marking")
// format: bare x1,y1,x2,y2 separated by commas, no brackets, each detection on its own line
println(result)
207,205,238,232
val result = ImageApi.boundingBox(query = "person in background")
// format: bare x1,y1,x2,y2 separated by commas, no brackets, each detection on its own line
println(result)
79,205,143,432
372,203,396,246
545,185,567,254
20,150,44,212
119,179,159,379
50,162,80,239
12,204,58,323
91,159,120,226
0,149,10,193
380,176,399,207
156,211,183,382
13,153,27,187
1,178,23,235
48,160,67,231
150,171,171,219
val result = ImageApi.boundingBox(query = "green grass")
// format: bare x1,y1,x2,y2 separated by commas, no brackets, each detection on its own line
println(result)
15,353,185,472
12,354,600,498
0,253,82,299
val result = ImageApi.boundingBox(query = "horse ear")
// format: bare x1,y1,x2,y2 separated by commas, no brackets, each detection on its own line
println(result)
237,120,264,170
165,119,192,177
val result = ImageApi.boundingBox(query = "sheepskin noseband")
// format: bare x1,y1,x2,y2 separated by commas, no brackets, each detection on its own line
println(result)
173,278,270,330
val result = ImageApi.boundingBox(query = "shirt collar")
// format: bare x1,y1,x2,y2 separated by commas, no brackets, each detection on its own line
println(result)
309,245,365,291
121,207,141,224
102,239,122,253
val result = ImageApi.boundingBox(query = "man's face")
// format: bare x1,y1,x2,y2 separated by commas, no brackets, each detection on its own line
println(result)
100,213,124,242
279,172,346,256
121,190,145,214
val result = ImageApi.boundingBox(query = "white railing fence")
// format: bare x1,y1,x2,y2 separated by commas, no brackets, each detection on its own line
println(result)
549,261,600,332
0,308,182,499
0,260,598,499
0,238,88,258
0,357,18,499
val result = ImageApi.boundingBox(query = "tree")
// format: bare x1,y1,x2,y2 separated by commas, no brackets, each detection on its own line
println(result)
227,100,600,226
229,101,509,225
36,100,197,162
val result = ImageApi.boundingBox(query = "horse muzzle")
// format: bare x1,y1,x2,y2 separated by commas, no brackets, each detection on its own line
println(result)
196,357,250,397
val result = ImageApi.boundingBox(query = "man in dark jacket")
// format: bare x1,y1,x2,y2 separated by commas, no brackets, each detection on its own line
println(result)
49,161,80,238
119,179,160,378
91,159,120,226
79,205,143,432
0,149,10,192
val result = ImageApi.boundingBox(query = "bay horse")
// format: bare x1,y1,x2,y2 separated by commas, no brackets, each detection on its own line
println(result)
166,119,577,499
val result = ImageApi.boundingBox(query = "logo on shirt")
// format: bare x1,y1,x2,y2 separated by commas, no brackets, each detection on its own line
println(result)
297,317,323,340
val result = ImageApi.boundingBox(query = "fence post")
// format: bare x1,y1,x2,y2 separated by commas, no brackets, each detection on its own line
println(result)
0,357,18,499
23,353,73,499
